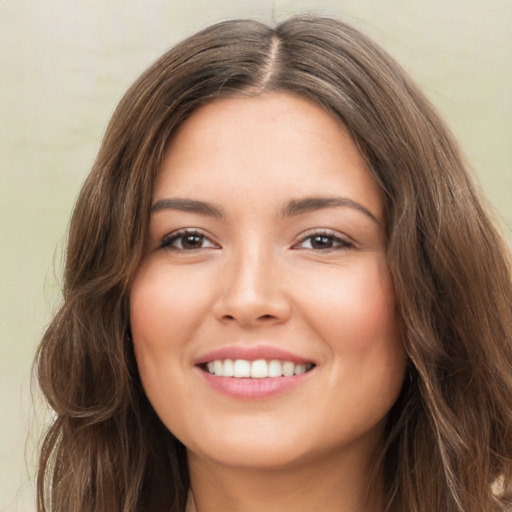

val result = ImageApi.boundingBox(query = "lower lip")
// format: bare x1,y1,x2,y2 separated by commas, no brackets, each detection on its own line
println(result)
199,369,312,399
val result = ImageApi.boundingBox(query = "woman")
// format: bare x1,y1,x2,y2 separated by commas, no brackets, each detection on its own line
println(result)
35,15,512,512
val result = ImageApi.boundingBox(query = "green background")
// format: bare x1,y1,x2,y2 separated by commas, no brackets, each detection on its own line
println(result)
1,1,510,509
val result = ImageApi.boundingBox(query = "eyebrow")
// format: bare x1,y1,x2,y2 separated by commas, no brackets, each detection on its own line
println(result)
279,196,380,223
151,196,379,223
151,198,225,218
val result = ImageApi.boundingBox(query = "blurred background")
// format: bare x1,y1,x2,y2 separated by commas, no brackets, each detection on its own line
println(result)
1,0,510,509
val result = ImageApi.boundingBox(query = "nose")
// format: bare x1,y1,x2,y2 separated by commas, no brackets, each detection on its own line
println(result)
212,246,292,328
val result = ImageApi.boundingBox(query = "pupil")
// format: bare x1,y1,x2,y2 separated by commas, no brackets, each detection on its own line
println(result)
183,234,202,248
312,235,332,249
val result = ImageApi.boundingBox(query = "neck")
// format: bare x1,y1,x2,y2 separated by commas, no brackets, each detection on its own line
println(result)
185,448,384,512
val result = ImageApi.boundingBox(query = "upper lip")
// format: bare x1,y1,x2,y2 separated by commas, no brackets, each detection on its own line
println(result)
195,345,315,366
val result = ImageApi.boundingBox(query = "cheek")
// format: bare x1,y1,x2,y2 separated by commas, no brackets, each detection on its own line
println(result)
298,257,406,408
129,262,211,348
129,263,207,423
129,262,211,407
312,260,405,420
300,258,399,348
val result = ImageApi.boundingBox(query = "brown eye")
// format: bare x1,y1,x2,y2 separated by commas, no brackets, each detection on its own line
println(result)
295,231,354,251
310,235,335,249
160,230,217,251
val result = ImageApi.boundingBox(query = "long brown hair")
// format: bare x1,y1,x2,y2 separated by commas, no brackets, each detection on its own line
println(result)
35,15,512,512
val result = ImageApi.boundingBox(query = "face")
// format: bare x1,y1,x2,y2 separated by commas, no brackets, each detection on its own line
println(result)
130,93,406,472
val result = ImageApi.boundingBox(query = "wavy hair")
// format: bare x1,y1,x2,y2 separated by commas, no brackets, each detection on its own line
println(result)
35,15,512,512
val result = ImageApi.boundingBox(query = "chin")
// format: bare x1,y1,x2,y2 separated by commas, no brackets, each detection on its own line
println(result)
188,440,313,471
183,415,387,473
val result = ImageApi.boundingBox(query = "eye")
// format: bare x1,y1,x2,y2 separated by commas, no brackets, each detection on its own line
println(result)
159,229,218,251
293,230,354,251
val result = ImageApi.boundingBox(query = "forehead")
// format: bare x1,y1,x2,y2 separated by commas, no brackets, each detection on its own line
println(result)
154,93,382,219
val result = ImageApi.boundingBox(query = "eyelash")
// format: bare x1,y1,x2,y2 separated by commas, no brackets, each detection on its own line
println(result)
159,229,355,252
159,229,218,251
293,229,355,252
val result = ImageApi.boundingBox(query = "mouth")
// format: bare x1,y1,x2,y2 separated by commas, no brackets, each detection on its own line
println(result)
195,345,317,398
200,359,316,378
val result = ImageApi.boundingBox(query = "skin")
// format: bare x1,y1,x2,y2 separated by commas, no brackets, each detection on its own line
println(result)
130,93,406,512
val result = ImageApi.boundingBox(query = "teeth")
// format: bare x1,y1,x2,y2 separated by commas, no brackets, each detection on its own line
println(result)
233,359,251,377
205,359,313,378
250,359,267,378
282,361,295,377
214,360,223,376
223,359,234,377
294,363,307,375
268,359,283,377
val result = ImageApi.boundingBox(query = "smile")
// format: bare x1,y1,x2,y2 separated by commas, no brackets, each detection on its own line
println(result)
204,359,315,378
